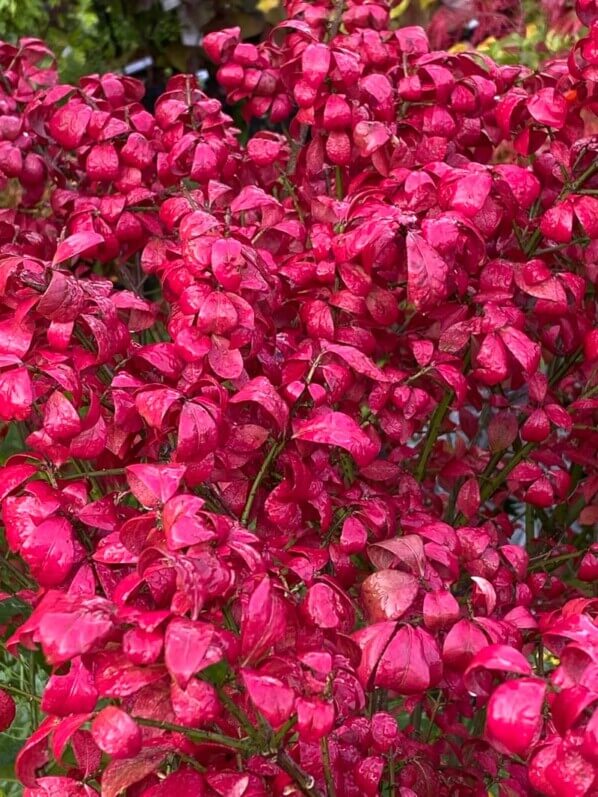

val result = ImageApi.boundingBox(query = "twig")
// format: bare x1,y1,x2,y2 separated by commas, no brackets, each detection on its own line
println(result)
58,468,125,480
321,736,337,797
277,750,325,797
326,0,346,41
415,390,453,482
241,439,285,525
135,717,248,750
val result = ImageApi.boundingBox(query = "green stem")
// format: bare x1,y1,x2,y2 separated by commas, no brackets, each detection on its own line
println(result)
217,688,257,738
479,442,534,503
0,682,40,702
571,159,598,191
0,556,34,589
388,753,396,797
335,165,344,200
58,468,125,480
415,390,453,482
525,504,535,547
321,736,337,797
272,714,297,747
411,703,423,736
28,651,39,726
277,749,325,797
528,549,584,571
134,717,249,750
241,439,284,525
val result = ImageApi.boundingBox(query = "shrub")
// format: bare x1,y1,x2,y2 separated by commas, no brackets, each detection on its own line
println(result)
0,2,597,795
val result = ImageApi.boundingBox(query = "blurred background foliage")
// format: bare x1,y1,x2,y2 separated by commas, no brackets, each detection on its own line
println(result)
0,0,580,87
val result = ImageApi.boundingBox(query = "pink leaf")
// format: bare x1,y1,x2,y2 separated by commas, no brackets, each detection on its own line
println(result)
486,677,546,757
52,232,104,266
376,626,442,694
464,643,532,696
164,618,217,687
0,463,36,502
126,463,186,508
293,410,379,466
323,342,390,382
0,367,33,421
241,576,287,665
38,597,114,665
20,517,75,587
296,697,335,741
241,669,295,728
91,707,141,760
171,679,220,727
302,43,331,88
423,590,460,631
527,88,568,128
530,736,596,797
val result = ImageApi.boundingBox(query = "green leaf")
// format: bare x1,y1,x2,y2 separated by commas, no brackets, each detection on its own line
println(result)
200,660,232,687
0,597,31,624
0,734,23,780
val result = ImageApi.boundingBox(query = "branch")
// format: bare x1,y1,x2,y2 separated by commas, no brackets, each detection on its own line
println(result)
277,750,326,797
326,0,346,41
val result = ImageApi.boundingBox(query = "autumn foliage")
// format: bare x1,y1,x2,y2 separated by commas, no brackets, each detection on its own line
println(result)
0,0,597,795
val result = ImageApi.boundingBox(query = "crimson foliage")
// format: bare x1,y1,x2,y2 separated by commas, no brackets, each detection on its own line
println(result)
0,2,597,795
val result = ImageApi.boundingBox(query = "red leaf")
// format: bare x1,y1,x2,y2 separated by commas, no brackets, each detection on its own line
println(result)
376,626,441,694
361,570,419,622
171,679,220,727
323,342,390,382
368,535,426,576
423,590,460,631
0,689,16,731
443,619,488,670
230,376,289,431
100,750,167,797
16,716,60,787
38,597,114,665
241,576,286,665
406,232,449,310
20,517,75,587
455,477,480,520
296,697,335,741
37,271,85,322
302,43,331,88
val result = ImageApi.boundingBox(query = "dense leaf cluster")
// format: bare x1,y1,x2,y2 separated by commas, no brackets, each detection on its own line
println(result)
0,1,597,795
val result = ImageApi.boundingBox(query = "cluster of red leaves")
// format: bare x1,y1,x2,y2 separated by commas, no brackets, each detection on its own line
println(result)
0,1,597,795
